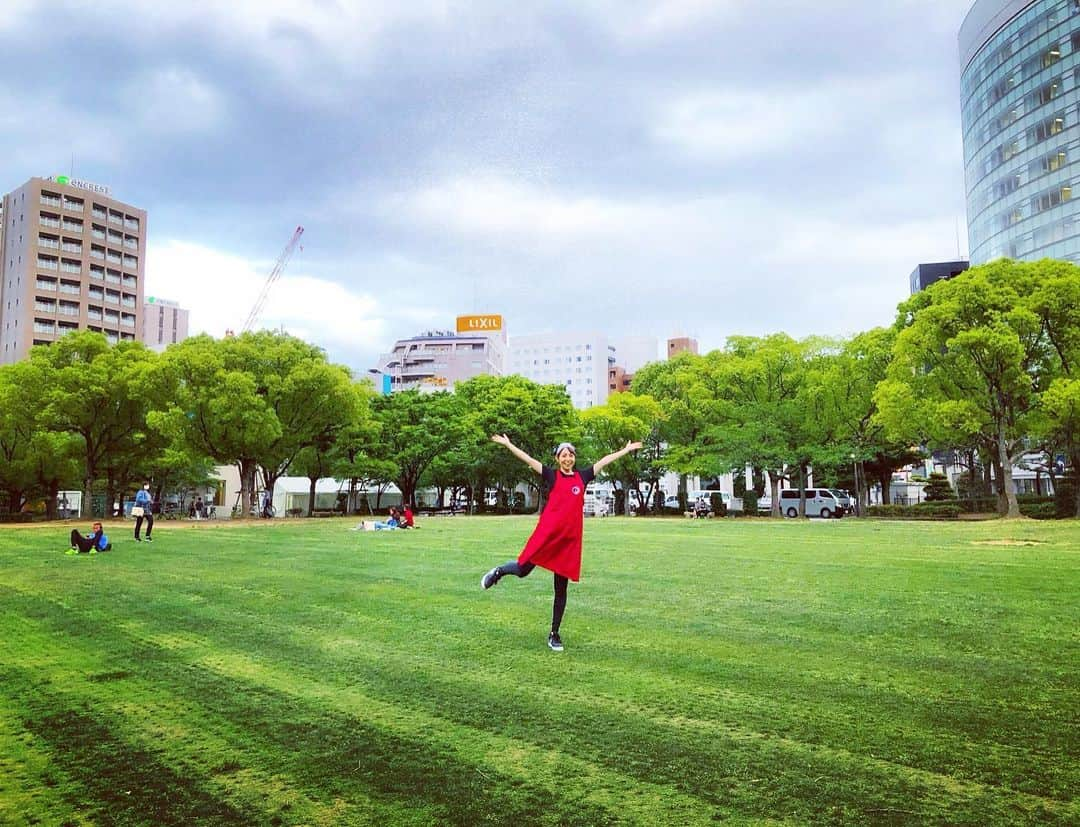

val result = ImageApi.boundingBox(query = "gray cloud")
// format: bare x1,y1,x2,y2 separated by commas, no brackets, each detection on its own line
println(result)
0,1,973,366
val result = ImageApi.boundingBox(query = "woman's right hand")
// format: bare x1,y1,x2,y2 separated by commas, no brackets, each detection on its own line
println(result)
491,433,511,447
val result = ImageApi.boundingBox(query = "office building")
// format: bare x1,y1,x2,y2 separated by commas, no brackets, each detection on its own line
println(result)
141,296,190,351
1,176,147,363
960,0,1080,264
509,332,614,409
909,260,971,293
375,317,507,392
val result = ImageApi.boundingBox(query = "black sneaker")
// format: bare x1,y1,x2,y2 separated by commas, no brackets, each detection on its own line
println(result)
145,537,153,543
547,632,564,652
135,537,142,542
481,566,502,590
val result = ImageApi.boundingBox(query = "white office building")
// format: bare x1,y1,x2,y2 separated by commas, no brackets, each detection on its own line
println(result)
509,332,614,409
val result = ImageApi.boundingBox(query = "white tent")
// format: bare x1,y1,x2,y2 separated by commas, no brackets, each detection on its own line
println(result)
269,477,402,517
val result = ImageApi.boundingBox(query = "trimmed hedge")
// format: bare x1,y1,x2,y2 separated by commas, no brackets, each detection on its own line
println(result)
0,513,34,523
867,502,961,520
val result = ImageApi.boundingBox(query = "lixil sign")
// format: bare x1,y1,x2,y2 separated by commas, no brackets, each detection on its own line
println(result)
456,314,503,333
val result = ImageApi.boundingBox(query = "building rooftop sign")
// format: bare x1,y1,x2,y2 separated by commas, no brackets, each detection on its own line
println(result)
48,175,112,197
456,314,503,333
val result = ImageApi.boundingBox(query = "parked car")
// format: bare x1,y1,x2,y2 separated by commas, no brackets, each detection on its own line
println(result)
828,489,854,514
663,494,680,509
779,488,843,518
757,496,773,513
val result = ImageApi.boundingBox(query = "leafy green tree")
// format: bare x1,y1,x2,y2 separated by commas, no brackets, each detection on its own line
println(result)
150,334,282,517
31,331,158,517
580,392,663,515
452,375,580,511
371,390,468,507
878,260,1053,518
923,472,956,501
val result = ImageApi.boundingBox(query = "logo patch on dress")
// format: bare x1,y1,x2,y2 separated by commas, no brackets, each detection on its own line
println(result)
572,486,581,495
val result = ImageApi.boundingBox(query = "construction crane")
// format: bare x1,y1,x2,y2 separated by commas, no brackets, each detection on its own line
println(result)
240,225,305,333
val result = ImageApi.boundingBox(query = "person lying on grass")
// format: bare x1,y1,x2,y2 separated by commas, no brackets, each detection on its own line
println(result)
481,434,642,652
68,522,111,554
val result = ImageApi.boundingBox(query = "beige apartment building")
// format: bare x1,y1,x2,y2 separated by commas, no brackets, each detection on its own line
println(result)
141,296,190,352
0,176,147,364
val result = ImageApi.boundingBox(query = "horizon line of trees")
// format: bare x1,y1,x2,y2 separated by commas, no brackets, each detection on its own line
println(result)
1,258,1077,519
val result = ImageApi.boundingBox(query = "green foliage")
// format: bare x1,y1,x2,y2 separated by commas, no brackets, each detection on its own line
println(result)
923,472,956,501
867,502,961,520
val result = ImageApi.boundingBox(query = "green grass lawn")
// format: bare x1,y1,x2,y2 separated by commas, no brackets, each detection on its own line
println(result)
0,516,1077,826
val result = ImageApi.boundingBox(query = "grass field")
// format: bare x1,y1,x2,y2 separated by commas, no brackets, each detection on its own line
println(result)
0,515,1077,825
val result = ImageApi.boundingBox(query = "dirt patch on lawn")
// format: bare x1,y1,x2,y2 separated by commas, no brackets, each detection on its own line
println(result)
971,539,1046,547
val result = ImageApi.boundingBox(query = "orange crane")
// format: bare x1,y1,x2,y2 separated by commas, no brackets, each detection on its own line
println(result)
240,225,305,333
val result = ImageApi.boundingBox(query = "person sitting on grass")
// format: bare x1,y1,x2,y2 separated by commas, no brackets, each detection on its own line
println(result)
68,522,111,554
400,504,415,528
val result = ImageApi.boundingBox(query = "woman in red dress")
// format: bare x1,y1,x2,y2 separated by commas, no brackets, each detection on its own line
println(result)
481,434,642,651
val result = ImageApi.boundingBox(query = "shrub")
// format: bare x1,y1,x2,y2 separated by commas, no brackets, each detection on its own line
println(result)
741,491,759,514
1019,501,1058,520
0,512,34,523
867,502,960,520
957,496,999,513
923,472,957,501
709,493,727,517
1054,473,1078,519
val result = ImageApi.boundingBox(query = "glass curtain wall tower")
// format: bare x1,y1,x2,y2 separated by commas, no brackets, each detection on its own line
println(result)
960,0,1080,264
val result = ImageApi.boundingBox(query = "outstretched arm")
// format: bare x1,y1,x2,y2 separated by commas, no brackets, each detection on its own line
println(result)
592,440,643,474
491,434,543,474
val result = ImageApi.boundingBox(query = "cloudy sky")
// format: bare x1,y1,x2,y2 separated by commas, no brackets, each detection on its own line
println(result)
1,0,976,369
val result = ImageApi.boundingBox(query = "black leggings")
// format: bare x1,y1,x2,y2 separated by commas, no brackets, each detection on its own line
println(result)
499,561,569,634
135,513,153,539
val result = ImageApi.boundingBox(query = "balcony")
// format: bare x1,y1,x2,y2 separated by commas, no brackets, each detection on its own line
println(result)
62,242,82,254
37,257,58,270
37,237,60,250
124,218,139,231
90,248,105,260
108,213,123,226
59,303,79,317
63,199,84,213
59,282,80,296
34,301,56,313
36,279,57,292
39,214,61,228
40,195,61,208
62,220,82,233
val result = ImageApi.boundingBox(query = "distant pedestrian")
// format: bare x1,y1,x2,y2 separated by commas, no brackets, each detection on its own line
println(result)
481,434,642,652
134,483,154,543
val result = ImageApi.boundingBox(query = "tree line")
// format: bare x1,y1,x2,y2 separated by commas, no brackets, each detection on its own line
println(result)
1,259,1077,519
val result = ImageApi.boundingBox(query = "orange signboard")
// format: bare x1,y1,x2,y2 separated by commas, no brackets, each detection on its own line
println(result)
456,314,503,333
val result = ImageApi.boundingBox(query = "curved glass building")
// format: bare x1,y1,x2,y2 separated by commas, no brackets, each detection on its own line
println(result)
960,0,1080,264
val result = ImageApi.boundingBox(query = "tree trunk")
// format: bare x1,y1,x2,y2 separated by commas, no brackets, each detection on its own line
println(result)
307,476,317,516
769,472,782,517
238,460,257,518
45,481,59,520
798,464,808,517
879,472,891,506
996,423,1020,518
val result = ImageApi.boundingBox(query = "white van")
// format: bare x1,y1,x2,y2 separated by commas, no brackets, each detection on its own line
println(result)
779,488,843,518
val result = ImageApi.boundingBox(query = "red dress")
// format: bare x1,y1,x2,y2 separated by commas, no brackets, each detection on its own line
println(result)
517,467,590,581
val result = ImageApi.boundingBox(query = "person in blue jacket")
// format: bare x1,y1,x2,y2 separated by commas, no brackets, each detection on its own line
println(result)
68,522,111,554
133,483,154,542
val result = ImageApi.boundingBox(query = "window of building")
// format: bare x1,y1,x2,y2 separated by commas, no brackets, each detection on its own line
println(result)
1028,78,1063,109
1028,113,1066,144
1030,148,1068,178
1031,184,1073,213
62,196,84,213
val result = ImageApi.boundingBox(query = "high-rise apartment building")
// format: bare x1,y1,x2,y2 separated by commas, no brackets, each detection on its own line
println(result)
509,332,614,409
959,0,1080,264
141,296,190,352
0,176,147,363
